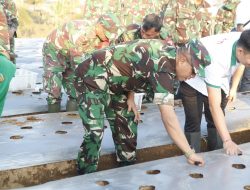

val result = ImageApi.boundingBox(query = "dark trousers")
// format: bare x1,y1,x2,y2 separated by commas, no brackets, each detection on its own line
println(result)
179,82,228,132
239,68,250,92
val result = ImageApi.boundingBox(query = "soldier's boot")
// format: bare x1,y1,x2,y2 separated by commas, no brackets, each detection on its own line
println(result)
207,128,223,151
66,99,78,112
118,161,136,167
48,102,61,113
185,132,201,153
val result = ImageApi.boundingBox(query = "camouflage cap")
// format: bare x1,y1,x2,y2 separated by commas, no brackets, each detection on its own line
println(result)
186,39,211,77
222,0,240,11
97,13,123,40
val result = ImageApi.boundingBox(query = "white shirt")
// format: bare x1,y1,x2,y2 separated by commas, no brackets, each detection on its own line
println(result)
185,32,241,96
235,0,250,30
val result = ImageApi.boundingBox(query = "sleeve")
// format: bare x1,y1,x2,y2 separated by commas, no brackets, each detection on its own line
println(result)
4,0,18,30
214,8,224,34
204,62,223,89
161,2,177,41
148,60,175,106
0,5,10,58
153,93,174,106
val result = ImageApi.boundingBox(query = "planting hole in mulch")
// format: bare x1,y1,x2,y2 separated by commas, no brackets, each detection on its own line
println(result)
139,185,155,190
32,91,41,95
189,173,203,179
95,180,109,186
67,113,78,118
146,170,160,175
12,90,23,95
61,121,73,125
232,164,246,169
20,126,33,129
10,135,23,140
55,130,67,134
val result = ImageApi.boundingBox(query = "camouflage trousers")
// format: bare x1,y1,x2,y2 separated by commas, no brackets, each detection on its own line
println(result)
42,43,77,104
9,37,16,64
0,54,16,116
77,90,138,174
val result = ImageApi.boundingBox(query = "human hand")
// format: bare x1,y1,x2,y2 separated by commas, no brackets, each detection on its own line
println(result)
187,153,205,167
223,140,242,155
227,89,237,103
185,149,205,166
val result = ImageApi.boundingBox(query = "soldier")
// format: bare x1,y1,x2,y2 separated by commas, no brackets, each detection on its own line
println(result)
0,4,16,116
74,39,211,174
83,0,163,26
160,0,211,45
181,31,250,153
43,13,122,113
114,13,166,44
214,0,240,34
0,0,19,63
114,13,171,102
119,0,163,25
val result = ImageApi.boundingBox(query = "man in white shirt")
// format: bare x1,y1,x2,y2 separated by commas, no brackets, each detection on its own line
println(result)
179,30,250,154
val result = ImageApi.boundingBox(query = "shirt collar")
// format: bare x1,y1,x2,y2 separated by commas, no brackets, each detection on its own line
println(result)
231,41,237,66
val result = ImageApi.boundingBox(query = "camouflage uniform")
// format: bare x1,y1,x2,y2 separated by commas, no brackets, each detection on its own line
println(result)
74,38,209,174
0,0,18,63
83,0,163,26
43,14,122,105
74,39,180,174
214,0,240,34
160,0,211,44
0,4,16,116
113,24,170,101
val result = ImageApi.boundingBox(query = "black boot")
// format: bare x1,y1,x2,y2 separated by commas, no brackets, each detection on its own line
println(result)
185,132,201,153
118,161,136,167
207,128,223,151
48,102,61,113
66,99,78,111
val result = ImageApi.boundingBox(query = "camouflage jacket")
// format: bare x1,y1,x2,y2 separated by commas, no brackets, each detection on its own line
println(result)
214,0,240,34
75,39,178,105
0,0,18,30
0,4,10,58
44,20,102,65
83,0,163,26
160,0,211,44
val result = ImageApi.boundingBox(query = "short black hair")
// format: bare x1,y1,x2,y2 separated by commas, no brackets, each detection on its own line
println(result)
237,29,250,52
142,13,163,32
